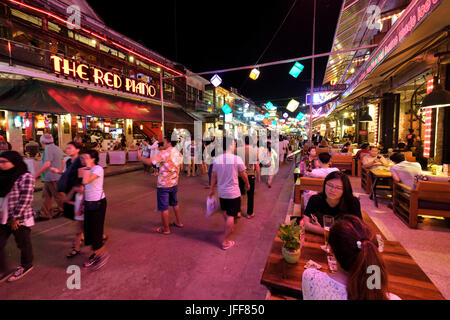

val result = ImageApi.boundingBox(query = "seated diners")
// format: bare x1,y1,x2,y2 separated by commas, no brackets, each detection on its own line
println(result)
304,171,362,235
305,153,339,178
362,146,390,170
302,215,401,300
389,152,422,189
355,143,370,160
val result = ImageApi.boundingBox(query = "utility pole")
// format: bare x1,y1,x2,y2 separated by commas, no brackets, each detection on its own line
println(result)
308,0,316,147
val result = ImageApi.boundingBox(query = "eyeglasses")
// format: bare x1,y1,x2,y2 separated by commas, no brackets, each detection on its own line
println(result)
326,182,344,191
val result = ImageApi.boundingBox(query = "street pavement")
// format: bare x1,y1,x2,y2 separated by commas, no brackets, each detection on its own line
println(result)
0,161,294,300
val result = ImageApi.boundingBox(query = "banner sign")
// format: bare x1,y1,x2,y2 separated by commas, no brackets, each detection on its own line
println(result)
307,84,347,93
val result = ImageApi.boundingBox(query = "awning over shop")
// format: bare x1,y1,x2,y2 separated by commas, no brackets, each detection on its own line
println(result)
0,79,196,124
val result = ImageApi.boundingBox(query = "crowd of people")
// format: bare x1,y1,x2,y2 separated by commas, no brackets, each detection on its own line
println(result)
0,133,109,283
0,131,298,282
1,129,426,299
292,133,435,300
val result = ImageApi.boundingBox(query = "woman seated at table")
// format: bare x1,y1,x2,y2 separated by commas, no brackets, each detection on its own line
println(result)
302,215,401,300
304,171,362,235
301,147,319,172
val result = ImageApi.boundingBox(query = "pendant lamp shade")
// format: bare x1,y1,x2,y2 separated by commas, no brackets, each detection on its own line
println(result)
422,78,450,109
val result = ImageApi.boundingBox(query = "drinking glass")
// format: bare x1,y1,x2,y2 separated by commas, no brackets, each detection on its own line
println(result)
323,215,335,252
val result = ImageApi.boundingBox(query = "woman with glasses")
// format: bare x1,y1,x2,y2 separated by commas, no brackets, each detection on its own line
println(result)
304,171,362,235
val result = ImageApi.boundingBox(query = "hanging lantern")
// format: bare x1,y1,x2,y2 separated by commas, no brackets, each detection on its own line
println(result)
210,74,223,87
286,99,300,112
289,62,304,78
249,68,260,80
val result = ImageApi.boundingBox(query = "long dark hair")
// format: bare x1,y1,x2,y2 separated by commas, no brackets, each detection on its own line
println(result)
0,151,29,197
321,171,354,212
329,215,389,300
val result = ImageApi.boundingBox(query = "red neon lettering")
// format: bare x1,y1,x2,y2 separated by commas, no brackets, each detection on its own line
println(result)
50,55,63,73
148,85,156,97
136,82,145,95
113,74,122,89
62,59,77,77
77,64,89,81
104,72,114,87
125,78,135,92
425,0,431,12
93,68,104,85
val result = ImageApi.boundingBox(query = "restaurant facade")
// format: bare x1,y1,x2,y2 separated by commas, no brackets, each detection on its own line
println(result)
317,0,450,164
0,0,198,154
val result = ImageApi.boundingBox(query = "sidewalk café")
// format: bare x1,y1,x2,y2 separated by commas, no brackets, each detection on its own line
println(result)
261,0,450,301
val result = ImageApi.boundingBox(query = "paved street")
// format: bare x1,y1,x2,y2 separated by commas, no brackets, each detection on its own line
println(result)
0,163,294,300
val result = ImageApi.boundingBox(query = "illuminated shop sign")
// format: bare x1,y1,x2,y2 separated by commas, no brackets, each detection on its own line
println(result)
50,55,157,98
345,0,442,98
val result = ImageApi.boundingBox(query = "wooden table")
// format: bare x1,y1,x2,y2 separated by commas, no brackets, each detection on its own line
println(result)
369,169,393,208
261,218,445,300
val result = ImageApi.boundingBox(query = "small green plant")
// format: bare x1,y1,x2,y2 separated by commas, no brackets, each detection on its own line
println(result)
279,220,302,251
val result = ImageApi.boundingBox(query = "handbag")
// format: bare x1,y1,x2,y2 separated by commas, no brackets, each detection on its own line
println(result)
84,192,105,211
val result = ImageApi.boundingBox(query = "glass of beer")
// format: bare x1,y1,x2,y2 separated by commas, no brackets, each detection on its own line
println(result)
323,215,335,252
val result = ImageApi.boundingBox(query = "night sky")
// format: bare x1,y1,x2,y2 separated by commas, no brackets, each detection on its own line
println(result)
88,0,343,116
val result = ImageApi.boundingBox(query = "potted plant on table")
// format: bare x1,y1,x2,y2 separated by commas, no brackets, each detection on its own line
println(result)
279,220,303,264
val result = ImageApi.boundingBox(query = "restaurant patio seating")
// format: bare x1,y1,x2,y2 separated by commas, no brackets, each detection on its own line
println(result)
393,180,450,228
294,177,325,215
330,153,355,175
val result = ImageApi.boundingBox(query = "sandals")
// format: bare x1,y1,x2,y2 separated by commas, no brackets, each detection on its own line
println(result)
222,241,236,250
170,222,184,228
247,214,255,219
67,248,81,258
156,227,171,235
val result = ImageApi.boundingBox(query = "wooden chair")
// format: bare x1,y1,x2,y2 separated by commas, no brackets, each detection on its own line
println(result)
361,166,373,194
393,180,450,228
316,148,330,155
294,177,325,215
331,154,355,175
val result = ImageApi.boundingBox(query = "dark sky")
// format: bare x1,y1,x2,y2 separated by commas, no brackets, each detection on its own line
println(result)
88,0,342,116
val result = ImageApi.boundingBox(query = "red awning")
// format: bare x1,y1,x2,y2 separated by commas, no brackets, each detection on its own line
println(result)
0,79,195,124
43,82,195,123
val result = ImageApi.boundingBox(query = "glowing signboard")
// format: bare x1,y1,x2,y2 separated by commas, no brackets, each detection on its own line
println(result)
306,92,338,105
345,0,442,98
50,55,157,98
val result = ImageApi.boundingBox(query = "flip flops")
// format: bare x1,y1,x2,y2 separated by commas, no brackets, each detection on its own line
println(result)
156,227,171,235
171,222,184,228
222,241,236,250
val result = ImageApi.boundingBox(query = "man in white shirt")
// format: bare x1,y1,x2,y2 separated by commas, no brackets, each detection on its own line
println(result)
362,146,390,170
306,152,339,178
389,152,422,190
209,137,250,250
304,152,339,207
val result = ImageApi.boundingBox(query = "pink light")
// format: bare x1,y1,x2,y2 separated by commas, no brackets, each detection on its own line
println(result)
8,0,184,76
